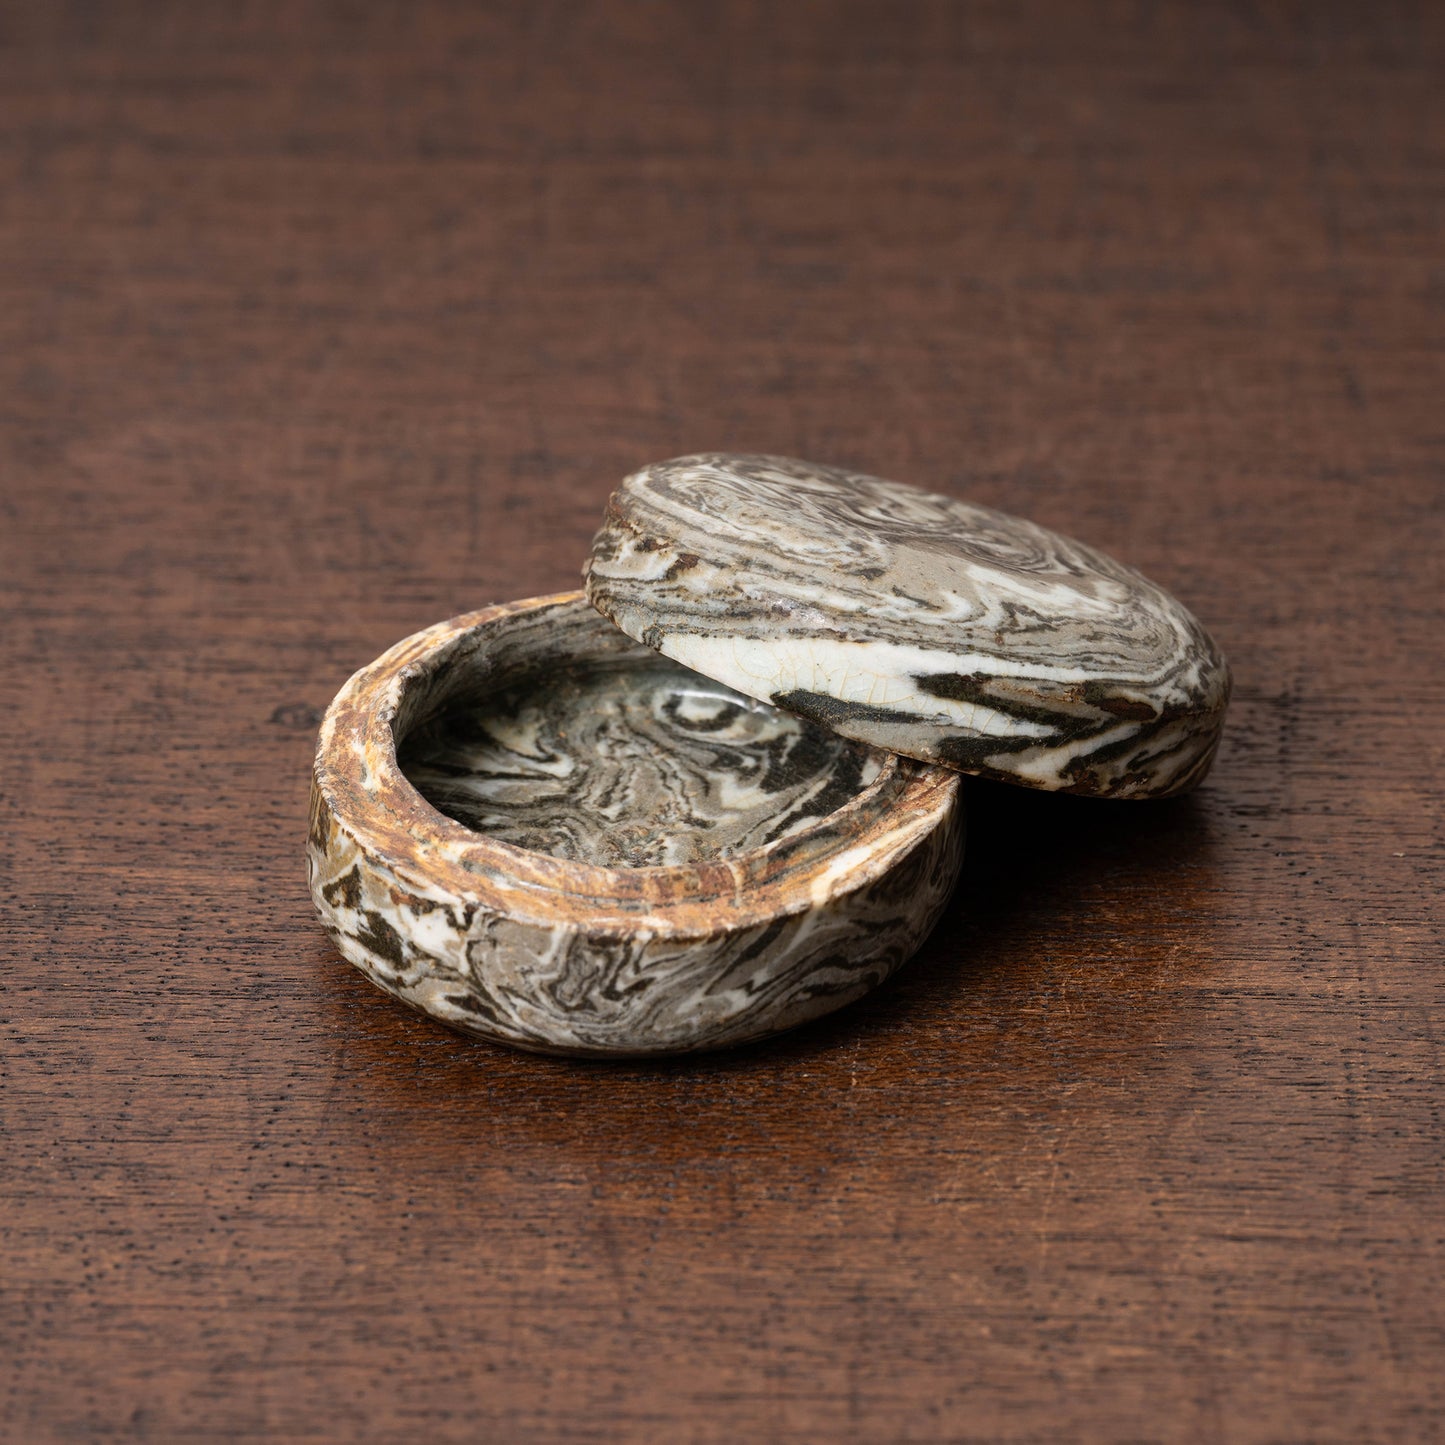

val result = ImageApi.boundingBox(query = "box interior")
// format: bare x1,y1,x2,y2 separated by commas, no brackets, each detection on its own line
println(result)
394,612,884,869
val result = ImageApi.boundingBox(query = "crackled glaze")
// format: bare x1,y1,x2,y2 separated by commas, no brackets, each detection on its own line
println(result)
309,593,964,1056
584,454,1230,798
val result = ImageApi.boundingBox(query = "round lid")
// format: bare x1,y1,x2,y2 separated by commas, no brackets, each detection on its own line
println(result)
583,454,1230,798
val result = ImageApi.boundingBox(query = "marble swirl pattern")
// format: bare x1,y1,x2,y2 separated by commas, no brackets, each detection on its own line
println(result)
308,594,965,1056
584,453,1232,798
397,659,883,869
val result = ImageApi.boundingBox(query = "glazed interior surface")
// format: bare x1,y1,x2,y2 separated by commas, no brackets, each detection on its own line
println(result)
397,652,883,868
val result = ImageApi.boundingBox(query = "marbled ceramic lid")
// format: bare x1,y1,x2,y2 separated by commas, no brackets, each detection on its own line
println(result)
583,454,1231,799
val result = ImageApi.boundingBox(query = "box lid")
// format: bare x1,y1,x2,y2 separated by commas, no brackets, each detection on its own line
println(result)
583,454,1230,798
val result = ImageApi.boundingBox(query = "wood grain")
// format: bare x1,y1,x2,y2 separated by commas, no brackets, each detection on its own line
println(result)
2,1,1441,1439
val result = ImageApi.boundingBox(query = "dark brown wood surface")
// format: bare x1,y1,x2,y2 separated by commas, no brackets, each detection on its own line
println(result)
3,3,1442,1439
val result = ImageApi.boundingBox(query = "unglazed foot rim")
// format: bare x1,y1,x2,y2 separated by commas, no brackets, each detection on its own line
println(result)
308,592,965,1057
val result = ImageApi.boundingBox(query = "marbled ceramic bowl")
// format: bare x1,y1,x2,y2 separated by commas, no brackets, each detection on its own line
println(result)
308,592,964,1056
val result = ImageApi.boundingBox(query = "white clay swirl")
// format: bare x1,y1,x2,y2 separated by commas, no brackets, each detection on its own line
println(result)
584,454,1231,797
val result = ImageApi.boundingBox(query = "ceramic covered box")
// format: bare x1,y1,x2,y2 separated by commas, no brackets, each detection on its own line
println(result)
309,455,1228,1055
